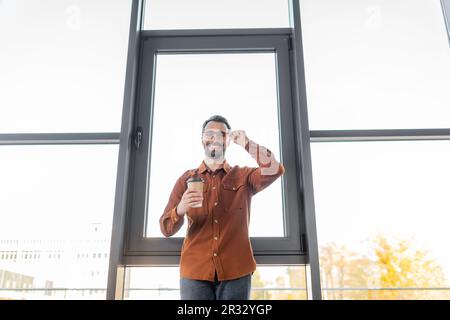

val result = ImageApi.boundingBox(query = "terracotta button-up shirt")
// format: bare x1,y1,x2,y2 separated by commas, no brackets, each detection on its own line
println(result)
159,141,285,281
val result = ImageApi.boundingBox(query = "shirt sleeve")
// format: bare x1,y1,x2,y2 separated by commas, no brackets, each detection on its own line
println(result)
245,140,286,195
159,171,189,237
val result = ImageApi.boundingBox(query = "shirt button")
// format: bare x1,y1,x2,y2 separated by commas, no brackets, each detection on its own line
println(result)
212,186,216,190
214,202,218,206
214,219,218,224
214,236,218,240
213,253,218,257
232,187,236,190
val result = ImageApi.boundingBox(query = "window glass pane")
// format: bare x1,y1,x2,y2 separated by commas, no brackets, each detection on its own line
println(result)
0,145,118,299
300,0,450,130
144,0,290,30
146,53,284,238
311,141,450,299
124,266,307,300
0,0,131,133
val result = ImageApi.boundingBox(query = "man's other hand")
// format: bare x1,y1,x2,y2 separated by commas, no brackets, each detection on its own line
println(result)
176,189,203,216
230,130,250,148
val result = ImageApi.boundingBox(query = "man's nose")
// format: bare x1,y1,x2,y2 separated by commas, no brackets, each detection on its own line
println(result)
213,135,224,143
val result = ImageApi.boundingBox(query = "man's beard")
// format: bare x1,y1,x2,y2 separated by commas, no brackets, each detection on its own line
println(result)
204,142,226,160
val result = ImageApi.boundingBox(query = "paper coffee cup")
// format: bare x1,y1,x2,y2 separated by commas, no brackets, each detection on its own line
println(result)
186,176,204,208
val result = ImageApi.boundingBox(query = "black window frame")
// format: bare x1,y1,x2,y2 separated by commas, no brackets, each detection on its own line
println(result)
107,0,322,300
124,29,306,265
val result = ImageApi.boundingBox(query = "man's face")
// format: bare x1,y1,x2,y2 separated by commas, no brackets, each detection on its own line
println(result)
202,121,231,161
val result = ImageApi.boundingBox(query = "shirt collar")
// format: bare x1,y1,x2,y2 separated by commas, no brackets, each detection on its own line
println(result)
198,160,231,174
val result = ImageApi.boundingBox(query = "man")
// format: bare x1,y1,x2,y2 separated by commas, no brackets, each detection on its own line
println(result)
159,115,285,300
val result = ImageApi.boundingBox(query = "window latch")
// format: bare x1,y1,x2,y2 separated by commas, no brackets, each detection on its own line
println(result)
134,126,143,150
287,37,293,51
300,233,308,253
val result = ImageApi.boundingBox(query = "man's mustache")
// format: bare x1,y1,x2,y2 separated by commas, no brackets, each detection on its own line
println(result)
206,142,224,147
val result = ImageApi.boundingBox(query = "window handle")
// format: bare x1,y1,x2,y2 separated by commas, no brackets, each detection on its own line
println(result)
134,126,143,150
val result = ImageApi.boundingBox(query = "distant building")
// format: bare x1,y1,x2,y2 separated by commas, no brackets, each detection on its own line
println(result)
0,223,111,299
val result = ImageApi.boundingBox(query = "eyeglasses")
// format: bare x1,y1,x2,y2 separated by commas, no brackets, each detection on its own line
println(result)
203,130,229,139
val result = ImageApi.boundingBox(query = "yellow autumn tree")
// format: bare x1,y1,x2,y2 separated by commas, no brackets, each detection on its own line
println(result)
369,234,448,300
319,242,372,299
286,266,307,299
251,267,307,300
319,234,449,300
268,266,307,300
251,269,269,300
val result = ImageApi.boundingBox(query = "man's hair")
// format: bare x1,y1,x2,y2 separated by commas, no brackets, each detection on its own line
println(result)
202,115,231,132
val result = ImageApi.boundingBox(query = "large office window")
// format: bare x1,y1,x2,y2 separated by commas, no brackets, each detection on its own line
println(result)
0,0,131,299
301,0,450,299
2,0,319,300
109,0,320,300
0,146,118,299
145,52,283,238
311,141,450,299
125,32,304,261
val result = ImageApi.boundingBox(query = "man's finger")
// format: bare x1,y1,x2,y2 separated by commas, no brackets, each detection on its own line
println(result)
188,194,203,200
185,189,201,195
187,192,203,198
188,199,203,205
